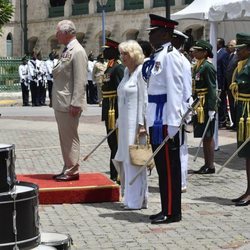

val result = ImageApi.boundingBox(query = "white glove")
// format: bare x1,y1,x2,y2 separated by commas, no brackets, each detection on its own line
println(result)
208,111,216,120
168,125,179,138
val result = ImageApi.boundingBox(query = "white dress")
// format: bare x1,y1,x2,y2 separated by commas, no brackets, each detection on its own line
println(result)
115,65,148,209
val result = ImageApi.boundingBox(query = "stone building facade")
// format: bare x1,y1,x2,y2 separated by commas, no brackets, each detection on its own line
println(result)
1,0,205,58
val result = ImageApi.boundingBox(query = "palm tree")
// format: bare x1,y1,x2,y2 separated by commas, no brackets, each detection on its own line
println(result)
0,0,14,35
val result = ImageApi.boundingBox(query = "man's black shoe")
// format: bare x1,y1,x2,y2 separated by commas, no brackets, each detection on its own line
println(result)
193,165,215,174
235,199,250,206
151,214,181,224
149,211,163,220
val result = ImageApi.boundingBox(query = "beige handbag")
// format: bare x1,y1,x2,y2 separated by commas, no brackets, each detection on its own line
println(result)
129,134,155,170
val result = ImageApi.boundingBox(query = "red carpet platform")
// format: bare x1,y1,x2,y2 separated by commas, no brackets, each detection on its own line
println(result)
17,173,120,204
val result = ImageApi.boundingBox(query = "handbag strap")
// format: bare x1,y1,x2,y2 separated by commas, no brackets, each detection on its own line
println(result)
136,133,150,146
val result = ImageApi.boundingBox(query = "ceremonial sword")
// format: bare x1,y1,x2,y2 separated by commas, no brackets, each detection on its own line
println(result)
129,98,200,186
193,116,212,162
82,127,116,161
217,136,250,174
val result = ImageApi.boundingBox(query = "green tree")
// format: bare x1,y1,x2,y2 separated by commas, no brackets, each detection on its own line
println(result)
0,0,14,35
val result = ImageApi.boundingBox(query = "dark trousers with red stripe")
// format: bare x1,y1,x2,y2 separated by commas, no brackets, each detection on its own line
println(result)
149,125,182,217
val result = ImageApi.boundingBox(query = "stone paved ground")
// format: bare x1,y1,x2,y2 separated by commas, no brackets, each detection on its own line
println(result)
0,95,249,250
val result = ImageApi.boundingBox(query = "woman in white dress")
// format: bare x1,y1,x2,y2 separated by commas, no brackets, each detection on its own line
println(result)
114,40,148,210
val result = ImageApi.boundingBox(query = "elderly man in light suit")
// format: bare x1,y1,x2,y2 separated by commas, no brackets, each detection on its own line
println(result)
52,20,88,181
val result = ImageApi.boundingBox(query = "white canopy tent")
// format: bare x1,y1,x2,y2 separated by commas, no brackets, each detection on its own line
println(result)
171,0,250,62
208,0,250,61
171,0,218,20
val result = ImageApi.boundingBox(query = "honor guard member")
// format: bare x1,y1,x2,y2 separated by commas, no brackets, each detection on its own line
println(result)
28,50,39,106
145,14,184,224
36,52,47,106
45,51,57,107
172,29,192,193
191,40,217,174
19,56,29,106
229,33,250,206
102,38,125,182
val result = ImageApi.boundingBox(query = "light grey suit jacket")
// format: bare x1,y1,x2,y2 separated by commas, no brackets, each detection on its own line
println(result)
52,39,88,112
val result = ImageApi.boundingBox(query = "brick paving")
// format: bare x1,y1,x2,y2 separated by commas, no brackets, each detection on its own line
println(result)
0,94,249,250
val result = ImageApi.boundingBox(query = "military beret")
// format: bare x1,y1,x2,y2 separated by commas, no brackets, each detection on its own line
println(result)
235,32,250,48
193,40,213,58
102,38,119,50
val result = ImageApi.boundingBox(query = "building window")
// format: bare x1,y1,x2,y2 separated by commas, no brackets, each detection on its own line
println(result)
153,0,175,7
6,33,13,57
49,0,65,17
184,0,194,4
72,0,89,15
50,0,66,7
124,0,144,10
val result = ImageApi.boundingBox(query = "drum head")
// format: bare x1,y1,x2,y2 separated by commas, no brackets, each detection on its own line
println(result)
0,144,14,151
0,181,38,202
41,232,70,245
32,246,57,250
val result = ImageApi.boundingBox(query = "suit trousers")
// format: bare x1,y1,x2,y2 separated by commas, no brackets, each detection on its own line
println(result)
54,110,80,175
150,125,181,217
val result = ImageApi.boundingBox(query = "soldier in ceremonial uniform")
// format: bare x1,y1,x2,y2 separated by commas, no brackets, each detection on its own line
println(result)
172,29,192,192
19,56,29,106
145,14,183,224
102,38,125,182
28,50,39,106
229,33,250,206
45,51,58,107
191,40,217,174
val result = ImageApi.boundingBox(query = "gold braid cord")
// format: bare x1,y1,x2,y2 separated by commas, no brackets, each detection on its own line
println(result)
229,59,250,142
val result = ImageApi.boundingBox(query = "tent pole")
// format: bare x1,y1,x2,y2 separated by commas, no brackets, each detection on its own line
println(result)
210,21,219,150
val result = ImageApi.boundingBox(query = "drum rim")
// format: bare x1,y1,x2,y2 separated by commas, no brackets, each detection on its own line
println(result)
0,181,38,202
41,232,71,245
0,144,14,151
0,234,40,247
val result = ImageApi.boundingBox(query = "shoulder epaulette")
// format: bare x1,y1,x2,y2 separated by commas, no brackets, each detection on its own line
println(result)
167,45,173,53
154,46,164,54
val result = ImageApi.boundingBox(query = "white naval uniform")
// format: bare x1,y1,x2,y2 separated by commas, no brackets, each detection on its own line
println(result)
147,42,184,217
147,42,183,128
18,64,28,84
45,59,54,81
27,59,37,83
179,53,192,190
115,65,148,209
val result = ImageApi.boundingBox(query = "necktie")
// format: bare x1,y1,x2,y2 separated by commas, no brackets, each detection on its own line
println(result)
61,47,67,57
62,47,67,53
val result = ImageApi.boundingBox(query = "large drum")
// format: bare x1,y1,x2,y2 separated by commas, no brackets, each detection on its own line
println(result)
41,233,72,250
0,181,40,250
32,246,56,250
0,144,16,192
